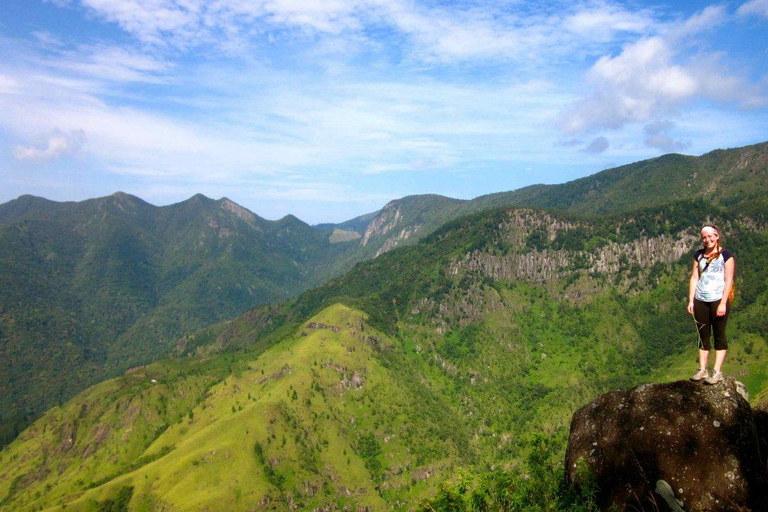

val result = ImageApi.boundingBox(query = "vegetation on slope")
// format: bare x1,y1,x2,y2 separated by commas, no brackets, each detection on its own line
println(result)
321,141,768,260
0,305,477,511
16,201,765,510
2,142,768,510
474,141,768,215
0,192,358,447
3,195,768,509
3,141,766,449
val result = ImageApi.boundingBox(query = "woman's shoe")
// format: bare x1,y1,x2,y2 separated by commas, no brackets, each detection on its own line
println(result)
704,371,723,385
690,369,709,381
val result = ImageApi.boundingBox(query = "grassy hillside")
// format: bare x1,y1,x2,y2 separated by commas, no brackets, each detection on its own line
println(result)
3,141,766,449
0,192,358,447
5,199,767,510
202,200,768,414
0,304,475,511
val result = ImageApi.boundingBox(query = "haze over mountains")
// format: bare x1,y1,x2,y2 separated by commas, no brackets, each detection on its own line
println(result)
1,142,768,511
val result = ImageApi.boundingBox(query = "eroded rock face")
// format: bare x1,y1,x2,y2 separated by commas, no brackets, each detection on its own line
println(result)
565,379,768,512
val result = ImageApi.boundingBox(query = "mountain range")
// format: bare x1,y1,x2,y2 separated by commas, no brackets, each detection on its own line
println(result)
0,192,358,444
1,141,767,511
309,141,768,269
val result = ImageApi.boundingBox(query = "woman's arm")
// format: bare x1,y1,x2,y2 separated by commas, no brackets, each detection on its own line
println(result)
687,259,699,315
717,257,735,316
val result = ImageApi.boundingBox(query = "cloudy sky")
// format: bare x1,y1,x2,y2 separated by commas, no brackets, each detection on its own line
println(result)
1,0,767,223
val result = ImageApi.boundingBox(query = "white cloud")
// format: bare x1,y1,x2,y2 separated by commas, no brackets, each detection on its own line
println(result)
0,74,22,94
377,2,532,62
557,2,766,139
13,130,86,161
362,155,455,175
31,31,66,49
0,39,566,191
738,0,768,18
590,37,696,102
76,0,366,48
67,0,663,66
558,37,698,133
3,0,767,219
366,1,658,64
249,0,364,33
45,45,171,83
79,0,206,46
562,3,654,41
674,5,728,37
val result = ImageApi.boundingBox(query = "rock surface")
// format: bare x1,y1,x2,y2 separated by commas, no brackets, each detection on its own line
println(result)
565,378,768,512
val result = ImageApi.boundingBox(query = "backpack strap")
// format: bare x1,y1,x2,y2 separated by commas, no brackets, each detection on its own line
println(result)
699,248,722,275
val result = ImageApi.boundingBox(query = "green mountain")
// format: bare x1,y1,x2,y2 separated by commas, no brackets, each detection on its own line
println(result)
0,304,476,512
0,192,358,446
4,141,766,448
323,141,768,259
478,141,768,214
314,210,378,235
3,195,768,510
3,140,768,510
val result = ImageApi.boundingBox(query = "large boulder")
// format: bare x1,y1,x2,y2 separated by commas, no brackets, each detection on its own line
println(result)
565,379,768,512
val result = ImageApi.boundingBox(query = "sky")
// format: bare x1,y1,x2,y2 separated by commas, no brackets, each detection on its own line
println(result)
1,0,767,224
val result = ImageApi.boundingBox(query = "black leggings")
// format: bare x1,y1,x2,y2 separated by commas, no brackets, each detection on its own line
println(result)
693,299,729,351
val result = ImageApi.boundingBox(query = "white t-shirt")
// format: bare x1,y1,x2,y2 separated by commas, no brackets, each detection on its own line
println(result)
694,248,734,302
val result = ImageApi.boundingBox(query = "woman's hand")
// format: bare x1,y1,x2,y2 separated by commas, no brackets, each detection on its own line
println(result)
716,302,727,317
687,301,695,315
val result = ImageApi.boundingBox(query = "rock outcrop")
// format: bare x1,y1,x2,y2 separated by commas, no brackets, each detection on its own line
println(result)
565,379,768,512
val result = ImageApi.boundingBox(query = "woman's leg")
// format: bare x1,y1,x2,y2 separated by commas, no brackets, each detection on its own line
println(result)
711,303,729,374
693,299,712,370
698,349,709,372
713,350,727,374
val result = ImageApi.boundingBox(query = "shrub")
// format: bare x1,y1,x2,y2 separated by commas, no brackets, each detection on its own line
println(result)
419,434,597,512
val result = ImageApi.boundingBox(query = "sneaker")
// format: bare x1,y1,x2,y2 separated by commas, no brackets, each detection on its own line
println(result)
690,369,709,381
705,371,723,385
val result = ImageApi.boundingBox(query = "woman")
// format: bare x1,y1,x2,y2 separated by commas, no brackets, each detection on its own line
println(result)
687,225,735,385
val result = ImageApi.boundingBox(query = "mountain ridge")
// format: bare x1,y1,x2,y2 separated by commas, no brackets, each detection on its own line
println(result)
1,139,767,462
316,141,768,263
0,193,361,447
3,198,768,510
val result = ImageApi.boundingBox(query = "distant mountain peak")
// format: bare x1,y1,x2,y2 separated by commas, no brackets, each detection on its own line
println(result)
109,191,151,206
219,198,258,224
278,213,305,224
165,193,216,211
17,193,48,201
383,193,459,209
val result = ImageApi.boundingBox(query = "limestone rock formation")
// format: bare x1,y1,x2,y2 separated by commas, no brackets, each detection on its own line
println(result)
565,379,768,512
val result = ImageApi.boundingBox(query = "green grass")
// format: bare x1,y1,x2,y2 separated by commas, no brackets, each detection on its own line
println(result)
0,305,473,511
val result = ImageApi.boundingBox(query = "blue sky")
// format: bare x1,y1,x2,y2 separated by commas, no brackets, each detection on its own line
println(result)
1,0,766,224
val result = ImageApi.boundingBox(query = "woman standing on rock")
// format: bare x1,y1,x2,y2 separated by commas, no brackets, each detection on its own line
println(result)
687,225,735,385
